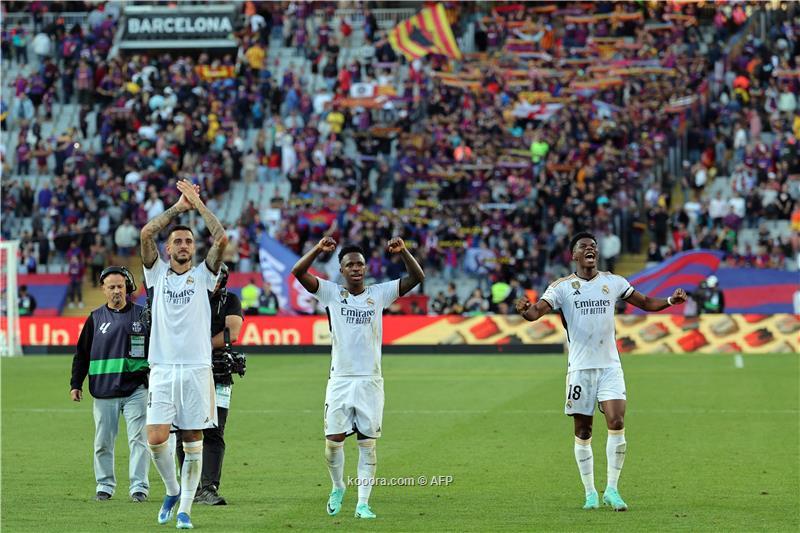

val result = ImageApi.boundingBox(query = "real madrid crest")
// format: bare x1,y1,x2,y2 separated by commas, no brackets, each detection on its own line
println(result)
131,321,143,333
571,281,581,290
366,298,375,306
340,289,349,299
602,285,609,295
186,276,194,285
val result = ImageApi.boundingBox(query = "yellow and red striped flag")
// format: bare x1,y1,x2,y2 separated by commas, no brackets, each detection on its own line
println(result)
388,3,462,61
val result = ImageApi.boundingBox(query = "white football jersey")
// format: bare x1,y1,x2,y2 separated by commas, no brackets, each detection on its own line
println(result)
144,258,219,365
312,278,399,377
541,271,634,371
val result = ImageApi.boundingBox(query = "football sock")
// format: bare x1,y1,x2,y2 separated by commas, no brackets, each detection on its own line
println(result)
178,441,203,515
149,440,180,496
357,439,377,505
574,436,596,496
606,429,626,490
325,439,346,490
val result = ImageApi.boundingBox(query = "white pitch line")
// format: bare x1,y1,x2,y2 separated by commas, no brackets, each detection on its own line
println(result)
7,408,799,415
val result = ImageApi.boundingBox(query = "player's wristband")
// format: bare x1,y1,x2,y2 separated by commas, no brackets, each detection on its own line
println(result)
667,296,674,306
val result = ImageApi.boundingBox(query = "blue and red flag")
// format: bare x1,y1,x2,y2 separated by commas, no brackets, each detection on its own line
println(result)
628,250,798,314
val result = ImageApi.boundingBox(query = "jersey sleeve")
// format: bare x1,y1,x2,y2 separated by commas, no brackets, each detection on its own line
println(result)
143,257,168,289
199,262,220,292
541,281,564,310
374,279,400,309
617,275,635,300
312,278,338,306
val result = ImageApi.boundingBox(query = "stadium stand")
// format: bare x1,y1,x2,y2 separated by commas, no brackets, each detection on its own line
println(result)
1,1,797,316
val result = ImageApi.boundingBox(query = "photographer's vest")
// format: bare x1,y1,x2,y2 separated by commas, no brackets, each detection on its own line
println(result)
88,304,149,399
703,290,723,313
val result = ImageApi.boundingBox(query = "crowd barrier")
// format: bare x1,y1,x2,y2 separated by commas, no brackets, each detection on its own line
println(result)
12,314,798,355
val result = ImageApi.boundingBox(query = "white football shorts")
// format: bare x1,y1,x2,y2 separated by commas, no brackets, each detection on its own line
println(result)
324,376,384,438
147,364,217,430
564,367,626,416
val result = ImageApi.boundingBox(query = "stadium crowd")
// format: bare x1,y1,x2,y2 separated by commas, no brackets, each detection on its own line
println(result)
1,1,798,315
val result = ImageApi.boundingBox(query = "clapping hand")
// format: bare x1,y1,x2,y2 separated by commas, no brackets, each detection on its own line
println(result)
176,179,203,211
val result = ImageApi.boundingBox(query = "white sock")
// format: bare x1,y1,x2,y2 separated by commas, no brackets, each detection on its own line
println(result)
606,429,627,490
149,440,180,496
574,437,596,496
325,439,345,490
178,441,203,515
357,439,377,505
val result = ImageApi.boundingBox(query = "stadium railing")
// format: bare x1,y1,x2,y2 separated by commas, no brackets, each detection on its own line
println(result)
1,11,92,31
333,7,418,30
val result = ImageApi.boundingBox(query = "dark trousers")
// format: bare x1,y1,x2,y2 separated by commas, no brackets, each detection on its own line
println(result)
176,405,229,490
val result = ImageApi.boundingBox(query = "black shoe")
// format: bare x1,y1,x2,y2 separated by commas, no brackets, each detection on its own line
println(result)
95,491,112,501
196,487,227,506
131,492,147,502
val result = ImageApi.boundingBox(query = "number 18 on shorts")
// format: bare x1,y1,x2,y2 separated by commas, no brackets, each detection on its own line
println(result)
564,367,626,416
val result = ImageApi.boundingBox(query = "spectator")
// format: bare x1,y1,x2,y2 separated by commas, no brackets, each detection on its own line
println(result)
114,219,138,258
600,231,622,273
144,189,165,221
257,281,280,316
241,278,261,315
66,254,85,308
89,234,109,287
443,283,463,314
645,242,664,267
18,285,37,316
11,29,27,65
429,292,447,314
32,31,51,64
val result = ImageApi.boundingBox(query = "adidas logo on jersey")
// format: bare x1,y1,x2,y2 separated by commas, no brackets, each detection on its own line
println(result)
341,299,348,304
573,289,581,296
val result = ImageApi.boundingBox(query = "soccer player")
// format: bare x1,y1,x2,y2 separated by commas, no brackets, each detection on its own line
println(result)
140,179,228,529
516,232,686,512
291,236,425,519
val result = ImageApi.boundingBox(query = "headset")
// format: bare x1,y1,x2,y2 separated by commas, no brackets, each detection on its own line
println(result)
99,266,137,295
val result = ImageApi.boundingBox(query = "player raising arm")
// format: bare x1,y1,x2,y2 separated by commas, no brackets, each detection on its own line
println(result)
516,232,686,512
292,236,424,520
140,179,227,529
140,180,228,273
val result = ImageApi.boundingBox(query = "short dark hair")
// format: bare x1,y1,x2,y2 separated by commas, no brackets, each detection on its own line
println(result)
338,245,366,264
569,232,597,253
167,224,194,241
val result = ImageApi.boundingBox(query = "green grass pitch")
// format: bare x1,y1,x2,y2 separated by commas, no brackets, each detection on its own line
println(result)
2,353,798,532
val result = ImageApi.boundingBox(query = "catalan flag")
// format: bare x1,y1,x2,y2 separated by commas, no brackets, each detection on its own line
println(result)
388,3,462,61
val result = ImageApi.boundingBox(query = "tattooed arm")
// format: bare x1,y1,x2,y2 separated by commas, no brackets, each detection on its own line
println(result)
140,193,193,268
176,179,228,274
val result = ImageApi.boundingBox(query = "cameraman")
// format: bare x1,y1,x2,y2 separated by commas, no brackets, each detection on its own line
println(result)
176,264,243,505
